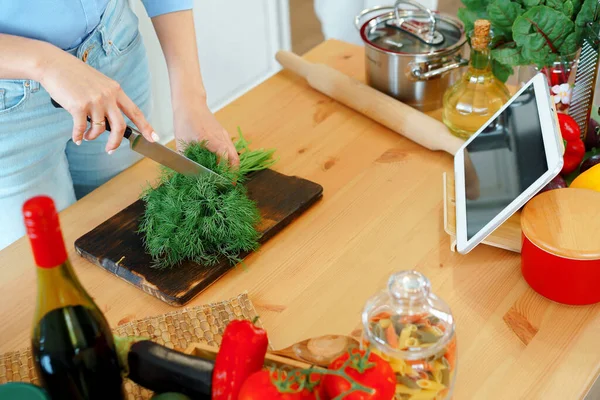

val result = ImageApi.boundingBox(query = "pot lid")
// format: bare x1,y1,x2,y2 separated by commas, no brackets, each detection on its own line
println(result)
358,1,466,55
522,188,600,260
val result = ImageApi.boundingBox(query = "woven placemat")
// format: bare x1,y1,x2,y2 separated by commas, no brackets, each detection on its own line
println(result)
0,293,261,400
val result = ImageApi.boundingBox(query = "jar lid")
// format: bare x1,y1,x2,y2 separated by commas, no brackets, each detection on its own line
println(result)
0,383,49,400
358,1,466,56
362,271,454,360
522,188,600,260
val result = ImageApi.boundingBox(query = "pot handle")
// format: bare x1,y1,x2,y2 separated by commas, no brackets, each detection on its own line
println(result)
412,58,469,80
394,0,436,34
391,0,444,45
354,5,396,31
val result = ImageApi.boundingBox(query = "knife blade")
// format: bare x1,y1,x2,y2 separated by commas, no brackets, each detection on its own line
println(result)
50,99,227,182
122,126,226,180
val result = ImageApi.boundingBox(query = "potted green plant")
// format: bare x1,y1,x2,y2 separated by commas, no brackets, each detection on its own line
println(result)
458,0,600,111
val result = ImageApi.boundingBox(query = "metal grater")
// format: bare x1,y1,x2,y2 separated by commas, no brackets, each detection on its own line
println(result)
570,10,600,140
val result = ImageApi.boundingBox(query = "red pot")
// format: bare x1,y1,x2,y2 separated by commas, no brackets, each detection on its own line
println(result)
521,188,600,305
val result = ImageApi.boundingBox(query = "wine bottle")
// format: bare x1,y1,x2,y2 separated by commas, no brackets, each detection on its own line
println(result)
23,196,125,400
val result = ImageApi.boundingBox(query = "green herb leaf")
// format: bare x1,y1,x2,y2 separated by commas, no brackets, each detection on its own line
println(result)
492,44,526,65
492,60,514,82
518,0,544,8
487,0,523,37
575,0,600,43
545,0,575,17
458,7,485,33
463,0,492,11
513,6,577,65
571,0,584,15
139,132,276,269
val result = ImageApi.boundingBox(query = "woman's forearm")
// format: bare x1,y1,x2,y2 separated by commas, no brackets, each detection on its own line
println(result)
151,10,207,112
0,34,58,81
0,33,155,151
150,9,240,165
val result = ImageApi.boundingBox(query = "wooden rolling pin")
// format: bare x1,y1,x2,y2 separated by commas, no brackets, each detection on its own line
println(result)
275,50,465,156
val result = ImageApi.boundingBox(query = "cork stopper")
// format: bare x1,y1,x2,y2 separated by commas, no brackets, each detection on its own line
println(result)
471,19,491,51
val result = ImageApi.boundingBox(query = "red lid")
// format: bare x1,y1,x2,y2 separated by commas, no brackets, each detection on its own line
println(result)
22,196,68,268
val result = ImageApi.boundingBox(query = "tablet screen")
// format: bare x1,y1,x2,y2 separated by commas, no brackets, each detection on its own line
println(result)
464,84,549,240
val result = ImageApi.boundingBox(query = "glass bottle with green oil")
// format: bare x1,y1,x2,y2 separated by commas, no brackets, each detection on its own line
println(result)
442,19,510,140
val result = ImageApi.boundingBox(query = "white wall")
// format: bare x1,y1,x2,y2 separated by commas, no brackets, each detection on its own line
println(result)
131,0,291,142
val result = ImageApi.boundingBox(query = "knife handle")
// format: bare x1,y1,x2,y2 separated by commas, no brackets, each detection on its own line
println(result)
51,98,133,139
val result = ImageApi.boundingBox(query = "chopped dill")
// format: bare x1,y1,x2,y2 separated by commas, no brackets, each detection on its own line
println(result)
138,128,276,269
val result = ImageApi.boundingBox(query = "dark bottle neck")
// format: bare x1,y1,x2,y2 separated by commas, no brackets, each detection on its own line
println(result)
34,261,94,327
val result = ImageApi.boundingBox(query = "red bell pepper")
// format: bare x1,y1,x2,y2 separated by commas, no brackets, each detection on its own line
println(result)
558,113,586,175
212,318,268,400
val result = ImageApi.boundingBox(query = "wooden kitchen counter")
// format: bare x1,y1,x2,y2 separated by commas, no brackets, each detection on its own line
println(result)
0,40,598,399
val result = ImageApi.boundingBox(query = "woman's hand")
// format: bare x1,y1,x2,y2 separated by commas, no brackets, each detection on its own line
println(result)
151,10,240,167
173,98,240,167
39,48,157,153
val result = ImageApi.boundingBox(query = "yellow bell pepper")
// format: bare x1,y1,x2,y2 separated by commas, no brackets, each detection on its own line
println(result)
570,164,600,192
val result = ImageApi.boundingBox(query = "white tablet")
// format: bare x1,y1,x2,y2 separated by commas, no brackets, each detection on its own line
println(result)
454,73,564,254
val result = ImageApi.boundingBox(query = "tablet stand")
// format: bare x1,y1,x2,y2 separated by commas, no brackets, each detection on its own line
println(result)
442,173,523,253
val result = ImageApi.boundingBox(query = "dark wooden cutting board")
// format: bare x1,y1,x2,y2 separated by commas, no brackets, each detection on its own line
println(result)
75,169,323,306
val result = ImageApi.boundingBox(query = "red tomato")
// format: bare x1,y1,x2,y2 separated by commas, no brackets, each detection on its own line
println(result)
323,349,395,400
311,373,328,400
238,369,319,400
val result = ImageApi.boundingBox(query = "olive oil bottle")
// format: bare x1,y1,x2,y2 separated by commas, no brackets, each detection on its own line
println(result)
442,19,510,139
23,196,125,400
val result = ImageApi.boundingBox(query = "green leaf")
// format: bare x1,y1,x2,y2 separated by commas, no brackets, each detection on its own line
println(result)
575,0,600,43
571,0,584,15
560,31,579,55
524,0,544,7
545,0,575,17
492,60,514,82
564,0,575,17
462,0,491,11
492,44,526,65
487,0,523,37
458,7,486,33
513,6,577,65
513,0,544,8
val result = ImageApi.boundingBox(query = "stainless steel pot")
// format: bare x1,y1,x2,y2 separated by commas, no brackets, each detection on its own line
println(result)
355,0,468,111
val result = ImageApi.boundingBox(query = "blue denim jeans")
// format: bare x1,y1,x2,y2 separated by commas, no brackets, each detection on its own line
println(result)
0,0,151,249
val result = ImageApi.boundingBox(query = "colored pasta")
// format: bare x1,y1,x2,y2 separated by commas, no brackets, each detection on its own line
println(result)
366,312,456,400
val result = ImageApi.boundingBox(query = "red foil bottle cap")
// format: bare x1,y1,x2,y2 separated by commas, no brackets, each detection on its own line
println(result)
22,196,68,268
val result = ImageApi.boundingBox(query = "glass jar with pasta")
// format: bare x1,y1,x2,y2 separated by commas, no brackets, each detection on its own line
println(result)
362,270,456,400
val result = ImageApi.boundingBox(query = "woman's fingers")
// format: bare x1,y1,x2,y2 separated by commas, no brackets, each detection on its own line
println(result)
71,111,88,146
83,108,107,141
118,92,157,143
105,107,127,154
220,129,240,167
227,144,240,167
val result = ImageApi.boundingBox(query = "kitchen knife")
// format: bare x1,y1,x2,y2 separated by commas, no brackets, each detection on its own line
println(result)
50,99,228,182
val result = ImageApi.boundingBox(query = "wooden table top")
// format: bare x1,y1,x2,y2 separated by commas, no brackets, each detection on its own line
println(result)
0,39,598,399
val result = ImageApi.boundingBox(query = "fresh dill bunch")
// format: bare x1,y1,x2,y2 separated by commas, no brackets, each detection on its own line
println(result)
138,128,276,269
